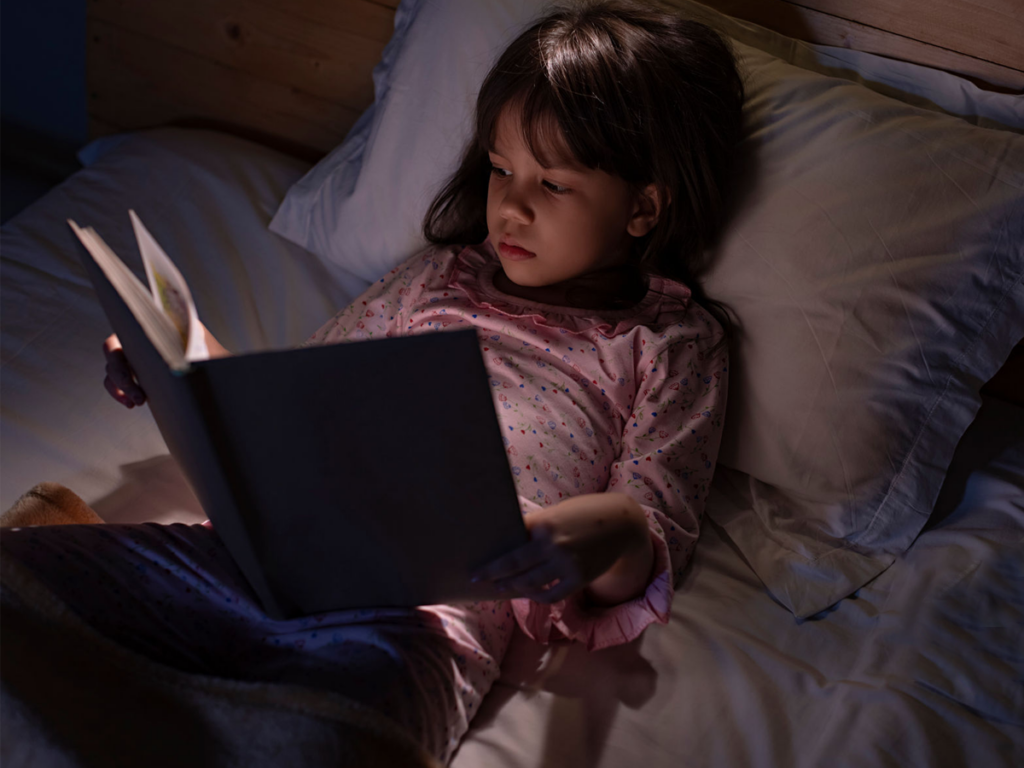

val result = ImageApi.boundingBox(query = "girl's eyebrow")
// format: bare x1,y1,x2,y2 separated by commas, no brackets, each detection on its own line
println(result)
488,146,585,175
542,160,586,173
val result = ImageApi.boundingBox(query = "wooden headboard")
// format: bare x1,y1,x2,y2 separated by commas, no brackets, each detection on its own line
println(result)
86,0,1022,162
87,0,400,162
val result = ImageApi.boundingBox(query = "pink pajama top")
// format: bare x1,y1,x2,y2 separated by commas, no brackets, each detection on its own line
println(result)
302,242,728,651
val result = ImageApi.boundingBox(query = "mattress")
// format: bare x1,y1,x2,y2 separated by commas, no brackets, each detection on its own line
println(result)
2,127,1021,767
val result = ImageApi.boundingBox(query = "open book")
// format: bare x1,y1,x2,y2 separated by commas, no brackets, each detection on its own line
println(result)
70,211,210,370
68,211,528,620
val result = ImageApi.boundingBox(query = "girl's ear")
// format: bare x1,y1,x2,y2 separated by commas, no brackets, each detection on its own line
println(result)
627,183,670,238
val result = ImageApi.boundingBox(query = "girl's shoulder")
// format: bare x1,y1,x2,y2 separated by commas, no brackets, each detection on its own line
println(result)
633,277,728,357
388,242,465,278
366,243,467,295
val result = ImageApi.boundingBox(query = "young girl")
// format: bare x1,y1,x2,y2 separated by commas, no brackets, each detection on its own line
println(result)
2,1,743,763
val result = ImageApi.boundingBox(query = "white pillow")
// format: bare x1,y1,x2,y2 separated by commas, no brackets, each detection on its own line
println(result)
269,0,551,282
663,0,1024,134
700,42,1023,617
268,0,1024,618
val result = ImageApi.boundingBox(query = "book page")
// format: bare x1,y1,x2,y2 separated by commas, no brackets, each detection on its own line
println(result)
130,210,209,362
68,219,187,370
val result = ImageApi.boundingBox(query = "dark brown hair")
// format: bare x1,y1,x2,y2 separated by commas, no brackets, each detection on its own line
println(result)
423,0,745,341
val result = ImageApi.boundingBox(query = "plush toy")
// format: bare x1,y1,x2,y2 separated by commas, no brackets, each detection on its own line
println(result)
0,482,105,528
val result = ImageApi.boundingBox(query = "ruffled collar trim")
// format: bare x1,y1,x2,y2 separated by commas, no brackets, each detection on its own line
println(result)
447,242,691,338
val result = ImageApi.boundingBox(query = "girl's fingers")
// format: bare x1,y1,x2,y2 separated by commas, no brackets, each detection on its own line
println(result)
494,557,566,596
105,361,146,404
104,357,130,388
471,533,555,583
514,548,585,604
102,334,128,367
527,575,581,605
102,336,146,404
103,375,134,408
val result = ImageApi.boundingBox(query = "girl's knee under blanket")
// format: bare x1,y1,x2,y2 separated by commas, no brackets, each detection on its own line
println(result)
0,522,514,763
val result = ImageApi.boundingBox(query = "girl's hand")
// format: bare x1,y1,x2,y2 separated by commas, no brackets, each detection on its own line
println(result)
470,493,652,605
103,334,146,408
103,323,231,408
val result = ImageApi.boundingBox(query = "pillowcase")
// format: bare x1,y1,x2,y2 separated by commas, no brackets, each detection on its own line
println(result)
268,0,1024,618
269,0,548,282
663,0,1024,135
700,41,1023,617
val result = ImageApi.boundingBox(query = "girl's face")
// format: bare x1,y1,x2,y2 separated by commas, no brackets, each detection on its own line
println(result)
486,107,661,291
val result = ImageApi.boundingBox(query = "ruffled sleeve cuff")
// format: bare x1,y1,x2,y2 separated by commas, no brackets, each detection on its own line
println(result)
511,526,674,652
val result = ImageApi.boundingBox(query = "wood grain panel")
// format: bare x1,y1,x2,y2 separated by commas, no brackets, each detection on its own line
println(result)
693,0,1024,91
791,0,1023,71
89,0,391,109
87,19,363,159
87,0,1023,157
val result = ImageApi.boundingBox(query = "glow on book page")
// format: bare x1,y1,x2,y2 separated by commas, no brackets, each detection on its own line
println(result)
67,218,185,369
129,209,209,362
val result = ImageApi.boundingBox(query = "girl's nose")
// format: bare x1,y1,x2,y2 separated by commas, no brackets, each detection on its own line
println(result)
498,185,533,225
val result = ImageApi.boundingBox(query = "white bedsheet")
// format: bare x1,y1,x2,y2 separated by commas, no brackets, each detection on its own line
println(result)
454,395,1024,767
1,127,1020,767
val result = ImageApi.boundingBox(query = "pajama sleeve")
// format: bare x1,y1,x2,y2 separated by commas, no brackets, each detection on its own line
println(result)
512,321,729,651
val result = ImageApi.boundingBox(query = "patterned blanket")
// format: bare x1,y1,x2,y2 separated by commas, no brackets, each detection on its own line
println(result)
0,484,440,768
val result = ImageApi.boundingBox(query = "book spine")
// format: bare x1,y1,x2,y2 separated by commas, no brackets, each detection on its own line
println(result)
179,364,295,620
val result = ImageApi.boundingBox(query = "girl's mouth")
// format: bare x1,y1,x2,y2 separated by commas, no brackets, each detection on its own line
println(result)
499,242,536,260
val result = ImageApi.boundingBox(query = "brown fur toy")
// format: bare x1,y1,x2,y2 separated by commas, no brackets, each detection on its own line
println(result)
0,482,105,528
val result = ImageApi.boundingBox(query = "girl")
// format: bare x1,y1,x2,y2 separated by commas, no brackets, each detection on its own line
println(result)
2,1,744,763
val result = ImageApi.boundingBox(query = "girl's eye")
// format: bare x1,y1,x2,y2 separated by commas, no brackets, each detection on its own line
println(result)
488,163,569,194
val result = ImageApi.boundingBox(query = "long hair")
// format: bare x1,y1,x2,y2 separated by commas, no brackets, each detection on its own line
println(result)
423,0,745,343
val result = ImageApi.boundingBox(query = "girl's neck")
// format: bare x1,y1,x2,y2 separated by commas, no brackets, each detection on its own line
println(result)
492,264,649,311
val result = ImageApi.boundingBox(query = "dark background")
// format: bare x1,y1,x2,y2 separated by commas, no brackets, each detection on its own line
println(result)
1,0,88,224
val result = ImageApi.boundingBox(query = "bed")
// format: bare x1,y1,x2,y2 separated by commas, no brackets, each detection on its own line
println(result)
2,0,1023,765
